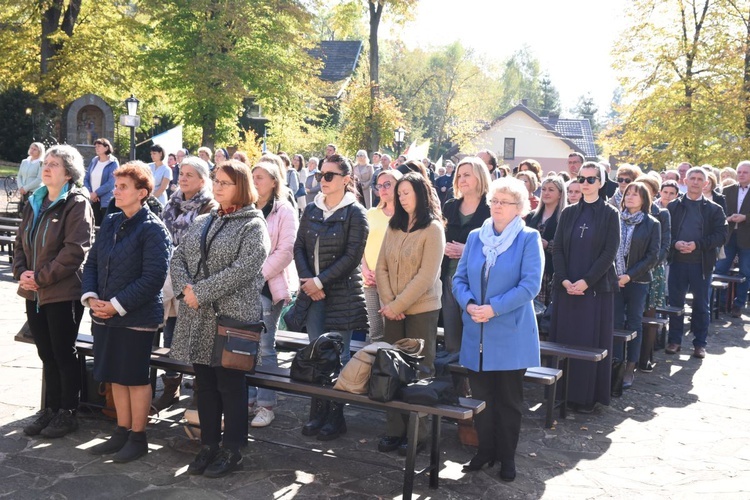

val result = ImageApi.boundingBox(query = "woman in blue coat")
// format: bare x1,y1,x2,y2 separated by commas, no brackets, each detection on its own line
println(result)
453,177,543,482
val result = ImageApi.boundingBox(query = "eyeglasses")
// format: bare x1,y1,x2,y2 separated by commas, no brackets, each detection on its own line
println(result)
315,171,345,182
374,181,393,190
577,176,599,185
617,177,633,184
489,199,519,207
213,180,236,188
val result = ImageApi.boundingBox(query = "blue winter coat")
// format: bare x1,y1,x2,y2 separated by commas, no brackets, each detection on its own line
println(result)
452,226,543,372
81,205,171,328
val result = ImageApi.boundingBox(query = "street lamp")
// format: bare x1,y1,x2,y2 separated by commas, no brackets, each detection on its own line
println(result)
25,108,34,140
120,94,141,160
394,126,406,156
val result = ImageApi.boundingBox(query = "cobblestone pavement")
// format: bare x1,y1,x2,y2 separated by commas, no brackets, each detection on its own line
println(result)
0,258,748,499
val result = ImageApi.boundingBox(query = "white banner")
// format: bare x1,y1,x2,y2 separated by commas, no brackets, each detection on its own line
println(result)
151,125,183,156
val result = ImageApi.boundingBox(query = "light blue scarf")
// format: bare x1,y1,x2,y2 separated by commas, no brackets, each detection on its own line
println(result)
479,215,525,279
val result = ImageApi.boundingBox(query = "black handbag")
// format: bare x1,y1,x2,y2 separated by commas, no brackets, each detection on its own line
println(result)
290,332,343,385
368,348,424,402
401,376,459,406
199,216,263,373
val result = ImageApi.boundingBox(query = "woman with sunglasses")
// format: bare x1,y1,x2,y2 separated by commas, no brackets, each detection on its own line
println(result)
610,164,642,208
440,157,492,354
525,177,567,306
362,169,403,342
292,154,368,441
549,162,620,413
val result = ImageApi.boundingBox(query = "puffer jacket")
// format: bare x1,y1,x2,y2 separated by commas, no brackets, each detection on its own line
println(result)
292,198,369,332
263,198,299,305
13,185,94,305
81,206,171,328
170,207,270,366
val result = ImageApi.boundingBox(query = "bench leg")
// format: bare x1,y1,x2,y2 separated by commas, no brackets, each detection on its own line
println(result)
402,411,419,500
429,415,440,489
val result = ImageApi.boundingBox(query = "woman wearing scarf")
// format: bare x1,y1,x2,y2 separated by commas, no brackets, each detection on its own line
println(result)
550,162,620,413
452,177,543,482
155,157,218,412
613,181,660,390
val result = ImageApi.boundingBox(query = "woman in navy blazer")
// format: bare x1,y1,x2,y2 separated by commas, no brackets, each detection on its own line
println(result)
453,177,543,482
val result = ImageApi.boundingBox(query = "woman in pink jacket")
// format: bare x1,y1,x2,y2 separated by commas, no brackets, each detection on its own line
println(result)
249,161,299,427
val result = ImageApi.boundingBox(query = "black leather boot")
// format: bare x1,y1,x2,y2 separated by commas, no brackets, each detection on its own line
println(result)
317,402,346,441
301,398,329,436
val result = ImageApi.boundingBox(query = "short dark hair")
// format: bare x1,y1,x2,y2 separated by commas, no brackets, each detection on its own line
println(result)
150,144,165,161
568,152,585,163
660,180,679,194
217,160,257,207
114,161,154,203
93,138,113,155
478,149,498,170
389,172,441,232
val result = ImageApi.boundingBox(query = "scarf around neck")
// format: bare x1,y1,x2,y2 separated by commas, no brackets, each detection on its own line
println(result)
616,209,645,276
479,215,525,279
163,188,214,246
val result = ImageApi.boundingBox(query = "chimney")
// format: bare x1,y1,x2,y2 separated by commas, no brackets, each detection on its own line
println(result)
520,99,528,106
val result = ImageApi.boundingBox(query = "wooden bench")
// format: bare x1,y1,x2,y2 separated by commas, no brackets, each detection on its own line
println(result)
24,331,484,500
712,273,748,318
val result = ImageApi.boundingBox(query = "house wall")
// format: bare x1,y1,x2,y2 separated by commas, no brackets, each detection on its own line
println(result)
468,112,578,174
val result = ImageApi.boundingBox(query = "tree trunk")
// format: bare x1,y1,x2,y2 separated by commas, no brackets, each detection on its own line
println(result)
202,114,217,150
744,7,750,138
40,0,82,76
368,2,383,152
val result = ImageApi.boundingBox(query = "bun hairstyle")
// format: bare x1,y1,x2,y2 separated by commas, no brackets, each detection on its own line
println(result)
322,154,356,194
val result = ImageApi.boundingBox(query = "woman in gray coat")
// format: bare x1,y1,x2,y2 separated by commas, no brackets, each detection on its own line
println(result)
171,160,270,478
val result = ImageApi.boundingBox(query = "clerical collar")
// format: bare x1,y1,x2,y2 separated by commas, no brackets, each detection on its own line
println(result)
583,197,600,204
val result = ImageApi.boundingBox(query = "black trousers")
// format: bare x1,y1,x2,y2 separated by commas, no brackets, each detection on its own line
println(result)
193,363,248,452
468,369,525,463
26,300,84,410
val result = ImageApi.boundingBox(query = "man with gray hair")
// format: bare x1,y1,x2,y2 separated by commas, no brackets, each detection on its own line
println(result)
666,166,727,358
715,160,750,317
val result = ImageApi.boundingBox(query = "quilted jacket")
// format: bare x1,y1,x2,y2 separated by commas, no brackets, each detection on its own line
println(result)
170,207,270,366
81,205,171,328
292,199,369,332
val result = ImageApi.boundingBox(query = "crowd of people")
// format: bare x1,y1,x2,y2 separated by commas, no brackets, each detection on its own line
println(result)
13,140,746,483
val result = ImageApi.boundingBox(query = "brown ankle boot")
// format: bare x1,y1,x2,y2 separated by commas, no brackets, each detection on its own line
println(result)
152,374,182,412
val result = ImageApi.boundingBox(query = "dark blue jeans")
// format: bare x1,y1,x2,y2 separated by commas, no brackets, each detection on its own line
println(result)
668,261,710,347
613,281,649,363
714,232,750,308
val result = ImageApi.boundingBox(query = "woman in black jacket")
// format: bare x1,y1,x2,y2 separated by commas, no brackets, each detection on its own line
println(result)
525,176,567,306
613,181,660,390
550,162,620,412
440,157,491,353
293,154,368,441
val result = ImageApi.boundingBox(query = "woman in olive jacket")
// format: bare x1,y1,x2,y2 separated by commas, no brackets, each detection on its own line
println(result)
14,145,95,439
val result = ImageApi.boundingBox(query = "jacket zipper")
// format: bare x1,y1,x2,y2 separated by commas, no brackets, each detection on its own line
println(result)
28,198,63,311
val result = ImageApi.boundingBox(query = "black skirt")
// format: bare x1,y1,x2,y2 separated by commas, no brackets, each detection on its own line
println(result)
92,324,154,386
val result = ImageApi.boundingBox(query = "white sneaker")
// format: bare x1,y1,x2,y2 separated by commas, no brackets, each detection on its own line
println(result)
251,407,275,428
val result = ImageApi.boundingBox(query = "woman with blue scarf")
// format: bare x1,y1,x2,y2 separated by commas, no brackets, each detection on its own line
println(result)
13,145,95,438
613,181,660,390
453,177,543,482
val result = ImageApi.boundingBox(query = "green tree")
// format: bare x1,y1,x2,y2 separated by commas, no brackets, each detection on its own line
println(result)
338,76,403,155
571,93,599,134
539,74,561,117
498,46,542,113
142,0,321,148
314,0,366,41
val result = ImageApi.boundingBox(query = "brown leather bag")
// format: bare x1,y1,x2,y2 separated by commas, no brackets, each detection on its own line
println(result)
98,383,117,419
216,318,264,372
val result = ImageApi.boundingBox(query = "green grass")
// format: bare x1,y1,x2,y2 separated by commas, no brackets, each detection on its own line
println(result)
0,162,19,177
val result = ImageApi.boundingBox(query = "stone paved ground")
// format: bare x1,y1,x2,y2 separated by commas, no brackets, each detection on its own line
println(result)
0,255,749,499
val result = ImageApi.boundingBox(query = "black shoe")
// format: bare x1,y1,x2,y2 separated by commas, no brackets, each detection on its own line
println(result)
203,448,243,478
90,426,130,455
499,461,516,482
187,446,219,475
462,453,496,472
112,431,148,463
301,398,329,436
378,436,403,453
317,402,346,441
23,408,56,436
40,409,78,438
397,439,426,457
639,361,655,373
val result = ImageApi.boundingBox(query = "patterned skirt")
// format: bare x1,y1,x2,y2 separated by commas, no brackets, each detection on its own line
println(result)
647,263,666,310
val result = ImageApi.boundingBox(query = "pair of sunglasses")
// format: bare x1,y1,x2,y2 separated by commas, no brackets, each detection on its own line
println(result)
577,176,599,185
314,171,345,182
374,181,393,190
617,177,633,184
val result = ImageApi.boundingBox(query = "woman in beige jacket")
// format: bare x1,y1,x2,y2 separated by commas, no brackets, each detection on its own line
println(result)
375,172,445,456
